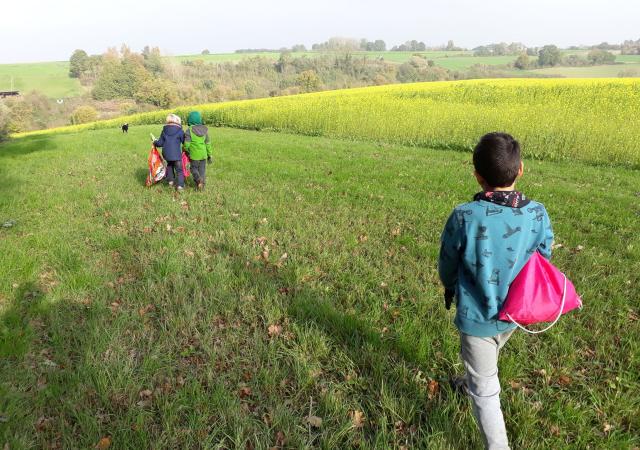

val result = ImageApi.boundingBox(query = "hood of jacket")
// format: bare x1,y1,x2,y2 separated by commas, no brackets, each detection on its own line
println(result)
187,111,203,126
191,124,208,137
163,123,182,135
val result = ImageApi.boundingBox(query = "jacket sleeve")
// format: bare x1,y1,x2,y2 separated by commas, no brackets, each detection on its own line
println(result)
538,207,554,259
154,130,165,148
183,129,191,152
438,210,464,291
205,132,212,157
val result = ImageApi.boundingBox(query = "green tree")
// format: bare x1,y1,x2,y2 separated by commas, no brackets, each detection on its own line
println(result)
70,105,98,125
201,49,210,55
587,49,616,65
514,53,530,70
92,57,149,100
134,79,177,108
275,52,291,73
69,49,89,78
373,40,386,51
538,45,561,67
296,70,321,92
142,46,164,75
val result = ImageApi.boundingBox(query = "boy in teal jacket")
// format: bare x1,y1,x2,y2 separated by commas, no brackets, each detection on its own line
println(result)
438,133,554,449
183,111,212,190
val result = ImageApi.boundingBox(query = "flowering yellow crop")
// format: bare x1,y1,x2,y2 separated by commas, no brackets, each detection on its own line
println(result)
16,78,640,168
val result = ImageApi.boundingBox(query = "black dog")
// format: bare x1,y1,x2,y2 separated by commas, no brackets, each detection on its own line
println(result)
121,123,129,133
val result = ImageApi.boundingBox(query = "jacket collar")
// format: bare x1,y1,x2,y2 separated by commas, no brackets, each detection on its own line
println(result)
473,190,531,208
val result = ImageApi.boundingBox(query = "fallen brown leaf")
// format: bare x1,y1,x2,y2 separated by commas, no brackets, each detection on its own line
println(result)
351,410,365,428
138,305,155,317
139,389,152,398
428,379,440,398
95,437,111,449
274,430,286,447
239,386,252,399
268,324,283,337
558,375,572,386
306,415,322,428
35,416,51,431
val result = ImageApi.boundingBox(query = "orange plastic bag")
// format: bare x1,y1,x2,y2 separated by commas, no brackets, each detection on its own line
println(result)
146,146,166,187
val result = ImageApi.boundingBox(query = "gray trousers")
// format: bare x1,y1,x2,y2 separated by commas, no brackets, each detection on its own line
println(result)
190,159,206,186
460,329,515,450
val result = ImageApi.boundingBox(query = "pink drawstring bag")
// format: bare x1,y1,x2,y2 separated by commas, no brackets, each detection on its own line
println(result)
182,152,191,178
499,252,582,333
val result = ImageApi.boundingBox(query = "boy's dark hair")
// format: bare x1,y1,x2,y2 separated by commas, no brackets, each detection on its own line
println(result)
473,132,521,188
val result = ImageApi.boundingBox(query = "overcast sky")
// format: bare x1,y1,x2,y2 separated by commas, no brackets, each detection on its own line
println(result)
1,0,638,63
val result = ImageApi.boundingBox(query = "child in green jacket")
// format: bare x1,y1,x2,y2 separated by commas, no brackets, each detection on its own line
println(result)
183,111,212,190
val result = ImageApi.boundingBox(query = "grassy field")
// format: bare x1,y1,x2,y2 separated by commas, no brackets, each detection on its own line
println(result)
523,63,640,78
24,79,640,169
613,54,640,64
0,62,83,98
0,124,638,449
429,56,516,70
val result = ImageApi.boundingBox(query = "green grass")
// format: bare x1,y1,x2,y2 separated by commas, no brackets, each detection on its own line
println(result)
430,56,517,70
0,61,83,98
0,125,638,448
614,54,640,64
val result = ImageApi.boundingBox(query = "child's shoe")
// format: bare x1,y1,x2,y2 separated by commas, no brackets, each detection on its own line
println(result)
450,375,469,396
177,186,184,192
168,181,174,187
197,182,204,191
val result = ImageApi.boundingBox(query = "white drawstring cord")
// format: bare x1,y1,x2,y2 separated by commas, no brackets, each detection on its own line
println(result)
506,274,567,334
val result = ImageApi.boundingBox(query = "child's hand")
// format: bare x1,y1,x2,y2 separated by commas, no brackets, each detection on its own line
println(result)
207,157,212,165
444,289,455,310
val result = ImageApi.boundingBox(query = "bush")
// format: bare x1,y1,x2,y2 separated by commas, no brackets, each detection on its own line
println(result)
538,45,561,67
134,79,177,108
4,98,33,133
296,70,321,93
618,68,640,78
92,58,149,101
587,49,616,65
70,106,98,125
514,53,530,70
0,102,10,140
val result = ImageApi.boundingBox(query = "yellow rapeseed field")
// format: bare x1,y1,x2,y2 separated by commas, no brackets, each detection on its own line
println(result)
17,78,640,167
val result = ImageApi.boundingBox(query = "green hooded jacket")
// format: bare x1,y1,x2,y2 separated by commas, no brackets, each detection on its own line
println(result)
184,112,212,160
